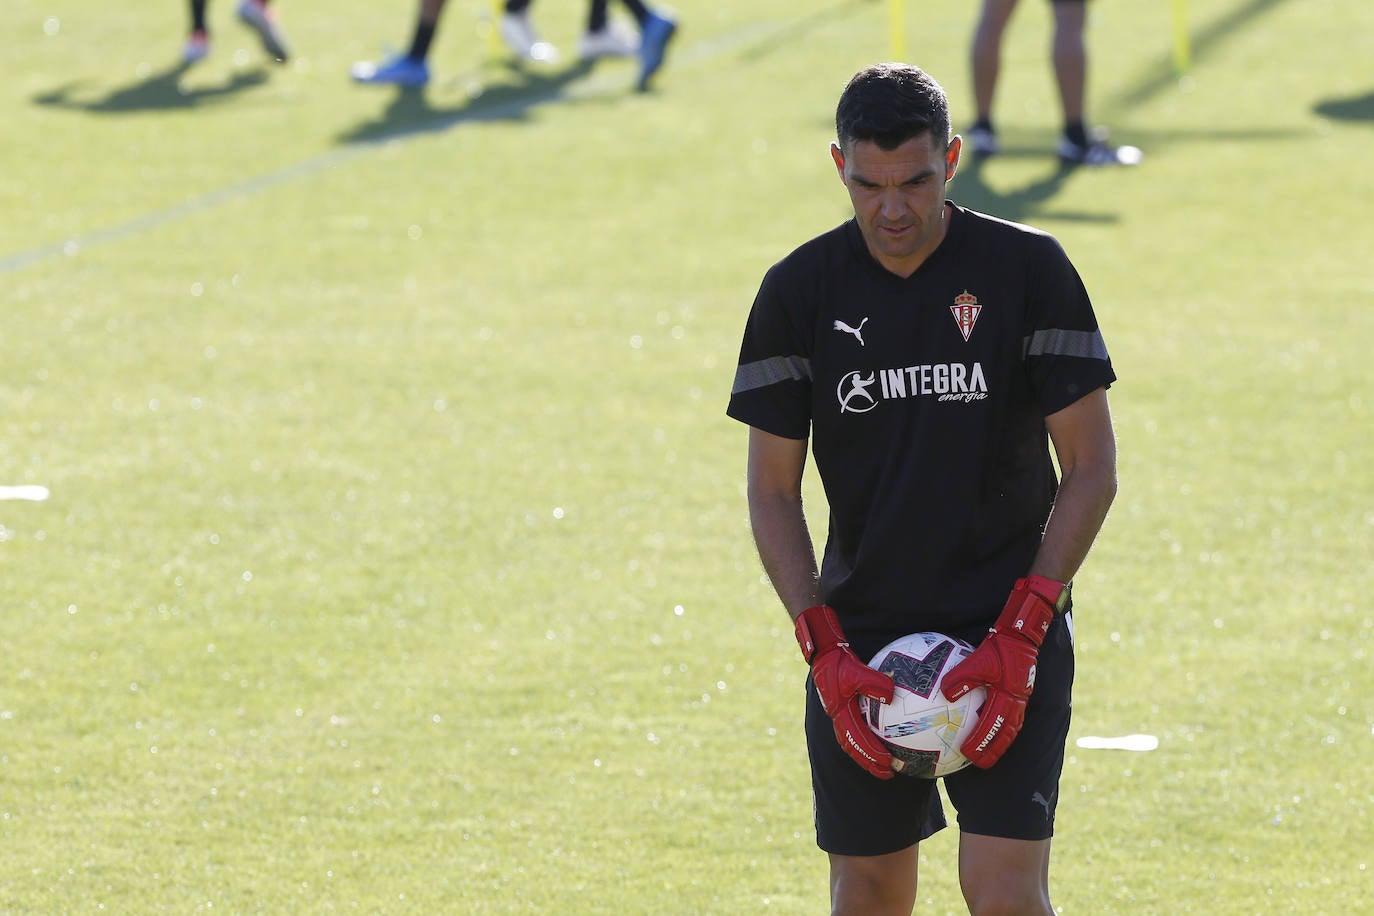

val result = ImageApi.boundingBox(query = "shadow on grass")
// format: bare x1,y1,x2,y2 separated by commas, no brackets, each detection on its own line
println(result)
1105,0,1294,114
946,0,1296,217
952,152,1117,225
735,0,876,65
32,62,270,113
337,59,597,146
1314,90,1374,125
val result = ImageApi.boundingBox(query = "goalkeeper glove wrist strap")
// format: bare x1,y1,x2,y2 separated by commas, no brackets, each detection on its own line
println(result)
1025,574,1071,613
794,604,846,665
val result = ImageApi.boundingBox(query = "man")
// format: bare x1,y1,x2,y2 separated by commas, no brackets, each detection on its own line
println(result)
967,0,1141,166
726,63,1117,913
500,0,679,73
182,0,290,64
350,0,676,92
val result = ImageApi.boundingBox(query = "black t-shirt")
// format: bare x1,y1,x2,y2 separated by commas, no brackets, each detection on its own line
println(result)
727,203,1116,646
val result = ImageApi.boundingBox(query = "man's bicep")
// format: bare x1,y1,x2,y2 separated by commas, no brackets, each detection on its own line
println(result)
1044,387,1116,474
747,426,809,501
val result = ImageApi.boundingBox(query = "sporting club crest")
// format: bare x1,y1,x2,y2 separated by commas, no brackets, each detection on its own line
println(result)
950,290,982,342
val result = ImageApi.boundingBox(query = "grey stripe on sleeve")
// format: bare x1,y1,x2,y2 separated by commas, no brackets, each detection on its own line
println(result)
1022,329,1109,361
731,355,812,394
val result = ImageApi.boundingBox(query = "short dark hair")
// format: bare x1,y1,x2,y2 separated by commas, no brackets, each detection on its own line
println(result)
835,63,951,153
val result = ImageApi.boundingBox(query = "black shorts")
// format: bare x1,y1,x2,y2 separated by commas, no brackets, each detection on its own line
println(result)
806,611,1075,856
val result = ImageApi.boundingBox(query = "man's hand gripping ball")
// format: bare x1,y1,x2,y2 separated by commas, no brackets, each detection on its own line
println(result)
942,575,1068,769
795,604,896,780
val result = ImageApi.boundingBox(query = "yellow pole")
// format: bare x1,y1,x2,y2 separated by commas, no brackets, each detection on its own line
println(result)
487,0,505,59
888,0,906,61
1170,0,1190,76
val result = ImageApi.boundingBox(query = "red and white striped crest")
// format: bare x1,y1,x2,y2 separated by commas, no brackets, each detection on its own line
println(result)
950,290,982,342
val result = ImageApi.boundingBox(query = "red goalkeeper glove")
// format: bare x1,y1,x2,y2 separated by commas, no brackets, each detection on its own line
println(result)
942,575,1069,769
795,604,896,780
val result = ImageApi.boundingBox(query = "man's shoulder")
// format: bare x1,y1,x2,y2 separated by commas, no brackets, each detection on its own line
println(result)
954,204,1035,233
953,204,1062,257
768,220,859,280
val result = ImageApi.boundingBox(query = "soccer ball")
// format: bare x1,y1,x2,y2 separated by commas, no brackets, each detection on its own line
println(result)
861,632,987,779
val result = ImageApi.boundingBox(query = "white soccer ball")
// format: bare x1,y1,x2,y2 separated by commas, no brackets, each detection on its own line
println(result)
861,632,987,779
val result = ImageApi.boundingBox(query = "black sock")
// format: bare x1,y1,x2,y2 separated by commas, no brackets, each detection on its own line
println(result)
618,0,651,26
588,0,609,32
972,117,993,132
408,21,437,61
190,0,208,33
1064,121,1089,147
505,0,531,12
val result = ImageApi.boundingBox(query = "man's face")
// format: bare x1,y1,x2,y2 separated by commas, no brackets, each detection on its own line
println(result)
831,133,960,277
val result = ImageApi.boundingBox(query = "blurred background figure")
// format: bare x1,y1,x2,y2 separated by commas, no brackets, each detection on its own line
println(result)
614,0,678,91
183,0,291,64
966,0,1140,166
497,0,560,63
351,0,677,92
499,0,640,64
349,0,446,87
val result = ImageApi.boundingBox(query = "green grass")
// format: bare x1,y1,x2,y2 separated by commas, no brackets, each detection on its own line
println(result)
3,0,1372,911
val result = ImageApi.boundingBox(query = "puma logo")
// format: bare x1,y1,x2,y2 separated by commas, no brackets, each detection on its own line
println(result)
833,317,869,346
1032,791,1053,818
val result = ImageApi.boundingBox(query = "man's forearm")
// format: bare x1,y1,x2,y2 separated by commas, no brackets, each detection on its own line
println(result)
1029,459,1117,585
748,489,822,620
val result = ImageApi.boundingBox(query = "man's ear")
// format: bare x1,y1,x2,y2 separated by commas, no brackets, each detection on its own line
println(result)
945,136,962,182
830,142,847,182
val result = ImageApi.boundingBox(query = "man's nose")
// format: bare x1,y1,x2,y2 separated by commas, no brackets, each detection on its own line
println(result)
879,190,908,219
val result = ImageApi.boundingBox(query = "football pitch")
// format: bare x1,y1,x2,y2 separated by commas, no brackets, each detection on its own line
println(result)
3,0,1371,911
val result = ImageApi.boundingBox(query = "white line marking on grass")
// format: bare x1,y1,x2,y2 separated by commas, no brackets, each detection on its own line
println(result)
0,149,365,273
1076,734,1159,752
0,19,794,275
0,485,50,501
